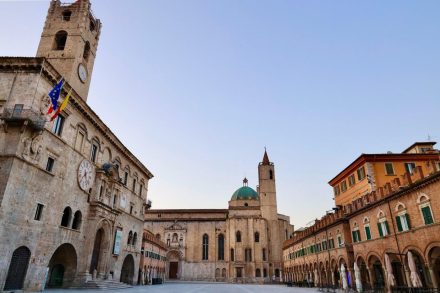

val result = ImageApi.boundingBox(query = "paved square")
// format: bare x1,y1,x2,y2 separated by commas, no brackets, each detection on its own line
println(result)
45,283,330,293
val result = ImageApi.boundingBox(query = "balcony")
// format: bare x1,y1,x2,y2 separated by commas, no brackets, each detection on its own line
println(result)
1,107,46,131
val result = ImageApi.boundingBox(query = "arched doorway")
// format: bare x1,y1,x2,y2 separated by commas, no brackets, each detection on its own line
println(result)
120,254,135,284
90,228,104,274
369,255,385,290
357,257,370,290
47,243,77,288
4,246,31,291
428,246,440,289
407,250,428,287
167,250,182,279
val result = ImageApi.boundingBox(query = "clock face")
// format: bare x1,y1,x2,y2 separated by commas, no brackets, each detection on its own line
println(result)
78,159,95,191
78,64,88,83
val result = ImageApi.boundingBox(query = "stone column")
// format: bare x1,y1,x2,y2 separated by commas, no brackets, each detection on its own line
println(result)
428,265,439,289
348,268,354,289
404,266,411,287
331,269,335,286
367,267,374,289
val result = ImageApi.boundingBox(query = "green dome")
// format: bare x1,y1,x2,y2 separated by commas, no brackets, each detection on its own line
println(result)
231,186,259,200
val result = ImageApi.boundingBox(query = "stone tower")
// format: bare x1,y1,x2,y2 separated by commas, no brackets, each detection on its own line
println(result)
259,149,277,220
36,0,101,101
258,149,283,274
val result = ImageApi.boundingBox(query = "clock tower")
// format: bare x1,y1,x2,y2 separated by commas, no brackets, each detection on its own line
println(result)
36,0,101,102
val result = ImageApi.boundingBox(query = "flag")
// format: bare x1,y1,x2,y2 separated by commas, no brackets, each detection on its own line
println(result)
50,90,71,122
48,78,64,111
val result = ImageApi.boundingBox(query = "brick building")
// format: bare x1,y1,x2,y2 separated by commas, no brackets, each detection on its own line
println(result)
283,143,440,291
0,1,153,290
139,230,168,285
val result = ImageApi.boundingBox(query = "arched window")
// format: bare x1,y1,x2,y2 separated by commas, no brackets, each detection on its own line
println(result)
127,231,133,245
54,31,68,50
254,232,260,242
256,268,261,277
83,41,90,61
230,248,234,261
269,170,273,180
236,231,241,242
155,233,161,240
132,232,137,246
60,206,72,227
202,234,209,260
218,234,224,260
62,10,72,21
71,210,82,230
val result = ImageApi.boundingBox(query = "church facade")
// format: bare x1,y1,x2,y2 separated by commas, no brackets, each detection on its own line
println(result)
144,151,294,283
0,1,153,291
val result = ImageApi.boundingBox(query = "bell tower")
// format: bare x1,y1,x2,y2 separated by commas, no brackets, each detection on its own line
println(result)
258,149,277,220
36,0,101,102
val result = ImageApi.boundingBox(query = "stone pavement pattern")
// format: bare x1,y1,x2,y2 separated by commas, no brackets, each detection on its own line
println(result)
46,283,329,293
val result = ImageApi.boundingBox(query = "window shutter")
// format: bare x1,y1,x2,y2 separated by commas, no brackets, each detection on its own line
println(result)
422,206,434,225
352,231,356,242
405,213,411,229
396,216,403,232
377,223,383,237
365,226,371,240
384,221,390,235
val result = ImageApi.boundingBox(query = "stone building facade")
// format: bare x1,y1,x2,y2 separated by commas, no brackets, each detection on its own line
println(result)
0,0,153,291
145,151,294,283
283,143,440,291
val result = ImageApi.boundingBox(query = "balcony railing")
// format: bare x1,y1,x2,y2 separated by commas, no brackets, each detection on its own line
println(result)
1,107,46,131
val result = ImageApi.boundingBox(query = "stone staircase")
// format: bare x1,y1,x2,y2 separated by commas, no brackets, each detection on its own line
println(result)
70,279,133,290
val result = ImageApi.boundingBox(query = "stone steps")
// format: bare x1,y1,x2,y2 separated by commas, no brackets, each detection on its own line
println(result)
70,279,133,290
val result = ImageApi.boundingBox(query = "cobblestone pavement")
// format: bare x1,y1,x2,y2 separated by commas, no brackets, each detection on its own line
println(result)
45,283,337,293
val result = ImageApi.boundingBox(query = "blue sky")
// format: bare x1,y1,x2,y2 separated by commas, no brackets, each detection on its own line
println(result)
1,0,439,227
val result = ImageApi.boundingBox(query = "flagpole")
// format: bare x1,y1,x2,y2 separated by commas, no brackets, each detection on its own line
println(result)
30,58,45,111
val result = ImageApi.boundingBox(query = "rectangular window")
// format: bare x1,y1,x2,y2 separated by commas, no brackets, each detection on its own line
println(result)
348,174,355,187
132,179,137,193
328,239,335,249
365,226,371,240
340,180,347,192
322,240,327,250
385,163,395,175
352,230,361,243
262,248,267,261
421,206,434,225
334,185,340,196
378,220,389,237
139,184,143,196
12,104,23,117
405,163,416,174
52,115,65,136
357,166,366,181
46,157,55,172
34,203,44,221
396,214,411,232
124,172,128,185
130,204,134,215
90,144,98,162
337,235,342,247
